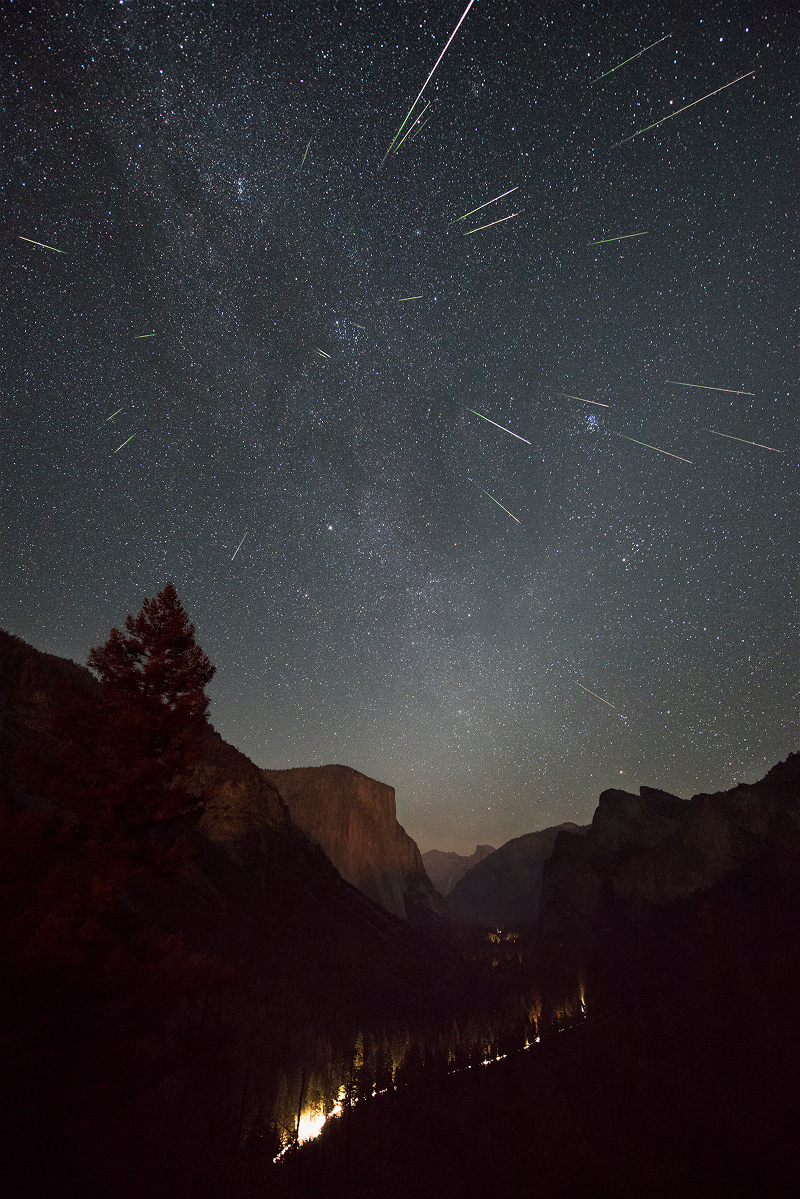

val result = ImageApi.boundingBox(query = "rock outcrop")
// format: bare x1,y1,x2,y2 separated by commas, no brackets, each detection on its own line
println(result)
422,845,496,896
540,756,800,929
262,764,446,922
446,824,584,925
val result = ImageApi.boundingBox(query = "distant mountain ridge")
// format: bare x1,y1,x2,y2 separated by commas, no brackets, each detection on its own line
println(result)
422,845,496,896
446,823,586,925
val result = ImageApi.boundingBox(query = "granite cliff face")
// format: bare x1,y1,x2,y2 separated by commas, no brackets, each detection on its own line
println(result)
422,845,496,896
446,824,584,925
540,756,800,929
262,765,446,922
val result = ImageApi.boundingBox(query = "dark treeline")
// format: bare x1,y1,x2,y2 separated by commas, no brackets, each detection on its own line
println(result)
276,842,800,1199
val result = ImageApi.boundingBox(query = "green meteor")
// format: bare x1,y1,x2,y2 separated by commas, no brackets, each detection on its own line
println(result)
589,232,647,244
114,435,135,452
315,348,331,358
134,333,155,339
300,139,311,167
104,408,123,422
381,0,477,166
392,102,431,153
668,380,755,395
611,431,692,463
611,70,755,149
465,407,531,445
475,484,522,525
703,428,784,453
399,295,423,301
451,187,519,224
19,235,65,253
590,34,671,83
351,323,366,330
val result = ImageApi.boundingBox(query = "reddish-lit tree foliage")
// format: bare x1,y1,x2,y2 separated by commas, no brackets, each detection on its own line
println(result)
5,585,223,990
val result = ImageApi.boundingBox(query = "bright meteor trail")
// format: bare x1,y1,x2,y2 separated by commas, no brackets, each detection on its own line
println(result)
703,429,784,453
465,407,531,444
381,0,477,165
399,296,423,301
575,682,617,710
668,381,755,395
464,213,519,236
114,435,135,452
611,432,692,463
104,408,123,422
559,393,611,408
590,34,671,83
451,187,519,224
231,529,248,560
611,70,755,148
19,236,65,252
475,485,522,525
133,333,155,339
589,232,648,244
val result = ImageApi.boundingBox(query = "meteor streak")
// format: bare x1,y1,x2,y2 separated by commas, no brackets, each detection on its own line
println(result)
451,187,519,224
703,428,784,453
589,232,648,244
300,139,311,167
399,295,423,301
351,323,366,329
575,682,617,709
19,236,65,252
315,348,331,358
464,212,519,236
392,102,431,152
465,407,531,444
114,435,135,452
590,34,671,83
104,408,123,422
611,432,692,463
381,0,477,165
559,393,611,408
668,380,755,395
611,70,755,148
231,529,248,560
475,485,522,524
134,333,155,338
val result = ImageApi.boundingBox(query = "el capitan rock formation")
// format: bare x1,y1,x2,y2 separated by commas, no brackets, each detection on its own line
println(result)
262,764,447,922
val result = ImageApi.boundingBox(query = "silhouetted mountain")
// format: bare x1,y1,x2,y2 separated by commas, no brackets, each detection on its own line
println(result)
540,756,800,930
446,824,585,925
262,765,446,921
422,845,496,895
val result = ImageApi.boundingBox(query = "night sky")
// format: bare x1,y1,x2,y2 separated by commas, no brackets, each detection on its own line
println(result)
2,0,796,854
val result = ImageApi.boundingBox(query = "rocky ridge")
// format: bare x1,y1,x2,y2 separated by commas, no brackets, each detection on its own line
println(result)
262,764,446,921
422,845,496,896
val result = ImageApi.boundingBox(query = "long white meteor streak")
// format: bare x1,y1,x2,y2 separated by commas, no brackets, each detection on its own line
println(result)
559,393,611,408
464,212,519,236
668,380,755,395
575,682,617,709
381,0,477,165
465,407,531,444
231,529,248,560
392,101,431,152
451,187,519,224
703,428,784,453
611,431,692,463
611,70,755,148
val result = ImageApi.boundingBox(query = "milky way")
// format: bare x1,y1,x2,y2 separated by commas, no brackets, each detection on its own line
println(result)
2,0,796,852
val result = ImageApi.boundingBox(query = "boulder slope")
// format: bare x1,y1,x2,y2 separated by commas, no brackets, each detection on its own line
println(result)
262,764,447,922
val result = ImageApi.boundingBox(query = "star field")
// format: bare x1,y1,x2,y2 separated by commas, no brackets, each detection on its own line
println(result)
2,0,796,853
